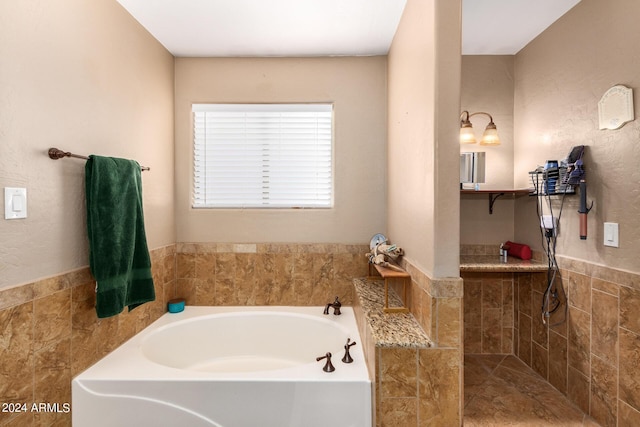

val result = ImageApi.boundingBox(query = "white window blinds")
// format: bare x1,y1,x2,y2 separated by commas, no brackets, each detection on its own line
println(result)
193,104,333,208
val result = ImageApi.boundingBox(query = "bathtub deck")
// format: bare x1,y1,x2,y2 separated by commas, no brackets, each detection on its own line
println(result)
353,277,432,348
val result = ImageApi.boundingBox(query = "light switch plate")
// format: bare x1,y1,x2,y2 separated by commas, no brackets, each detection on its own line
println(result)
604,222,619,247
5,187,27,220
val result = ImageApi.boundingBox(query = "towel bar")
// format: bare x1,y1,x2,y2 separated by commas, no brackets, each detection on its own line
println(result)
48,147,150,171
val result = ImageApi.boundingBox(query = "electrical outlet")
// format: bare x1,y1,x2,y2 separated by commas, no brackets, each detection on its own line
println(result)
540,215,558,236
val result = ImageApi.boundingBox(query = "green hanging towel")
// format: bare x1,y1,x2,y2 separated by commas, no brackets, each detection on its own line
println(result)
85,155,155,318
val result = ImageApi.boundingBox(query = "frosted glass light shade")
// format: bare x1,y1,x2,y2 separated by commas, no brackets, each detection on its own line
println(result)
479,126,500,146
459,126,477,144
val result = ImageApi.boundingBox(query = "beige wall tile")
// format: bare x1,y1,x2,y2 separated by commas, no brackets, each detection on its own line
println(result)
418,348,461,426
176,278,196,305
531,291,549,348
438,298,462,348
620,286,640,335
619,328,640,412
482,278,502,310
0,283,34,311
379,348,418,398
378,397,417,427
592,265,640,291
33,338,71,426
214,277,236,305
33,275,69,300
33,290,71,352
502,279,514,327
592,290,619,366
592,278,619,296
590,355,617,427
619,400,640,427
548,330,568,394
194,253,215,280
549,276,569,338
518,312,532,365
517,274,532,316
501,327,513,354
195,279,216,306
568,306,591,377
567,366,590,414
2,412,33,427
481,308,501,353
464,326,482,353
0,302,34,425
531,341,548,380
568,272,591,313
464,280,481,325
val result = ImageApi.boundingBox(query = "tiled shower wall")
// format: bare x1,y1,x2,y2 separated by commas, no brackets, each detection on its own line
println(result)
0,245,176,427
461,244,640,427
514,257,640,427
462,271,518,355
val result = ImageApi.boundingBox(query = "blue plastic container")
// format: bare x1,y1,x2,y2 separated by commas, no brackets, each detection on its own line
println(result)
167,298,185,313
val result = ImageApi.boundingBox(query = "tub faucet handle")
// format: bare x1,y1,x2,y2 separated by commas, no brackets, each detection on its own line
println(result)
316,352,336,372
323,296,342,315
342,338,357,364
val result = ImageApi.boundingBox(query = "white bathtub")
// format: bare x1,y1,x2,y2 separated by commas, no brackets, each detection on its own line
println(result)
72,306,371,427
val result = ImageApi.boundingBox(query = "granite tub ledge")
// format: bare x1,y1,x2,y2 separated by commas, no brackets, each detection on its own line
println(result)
353,277,432,348
460,255,548,273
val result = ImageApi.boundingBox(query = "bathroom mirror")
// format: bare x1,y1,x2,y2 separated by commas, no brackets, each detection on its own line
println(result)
460,152,485,187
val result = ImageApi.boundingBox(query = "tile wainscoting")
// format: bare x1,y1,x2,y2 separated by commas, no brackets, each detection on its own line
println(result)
0,242,370,427
1,242,465,427
175,243,370,307
0,245,176,427
360,258,463,426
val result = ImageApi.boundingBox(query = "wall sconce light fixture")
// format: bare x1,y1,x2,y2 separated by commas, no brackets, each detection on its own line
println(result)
459,111,500,145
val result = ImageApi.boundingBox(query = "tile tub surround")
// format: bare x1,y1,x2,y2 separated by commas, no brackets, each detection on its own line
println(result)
0,241,369,426
175,243,370,307
354,271,463,426
0,245,176,427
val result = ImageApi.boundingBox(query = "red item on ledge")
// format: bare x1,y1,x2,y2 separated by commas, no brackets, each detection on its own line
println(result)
505,241,532,260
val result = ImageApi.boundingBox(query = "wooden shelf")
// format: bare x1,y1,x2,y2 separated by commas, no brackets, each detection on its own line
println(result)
368,264,410,314
460,189,531,214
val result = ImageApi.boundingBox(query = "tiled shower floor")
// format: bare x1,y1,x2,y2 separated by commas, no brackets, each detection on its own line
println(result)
464,354,599,426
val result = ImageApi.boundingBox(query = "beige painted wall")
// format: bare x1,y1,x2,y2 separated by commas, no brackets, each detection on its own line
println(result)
174,57,387,244
460,56,517,245
0,0,175,289
514,0,640,273
387,0,461,278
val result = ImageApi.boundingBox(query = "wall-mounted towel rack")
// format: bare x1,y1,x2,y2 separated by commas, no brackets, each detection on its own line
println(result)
48,148,150,171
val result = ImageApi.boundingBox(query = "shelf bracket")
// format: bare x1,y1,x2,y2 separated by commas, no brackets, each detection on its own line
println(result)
488,192,505,214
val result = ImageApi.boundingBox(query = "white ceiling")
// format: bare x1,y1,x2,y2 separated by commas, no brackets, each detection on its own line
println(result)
116,0,581,57
462,0,581,55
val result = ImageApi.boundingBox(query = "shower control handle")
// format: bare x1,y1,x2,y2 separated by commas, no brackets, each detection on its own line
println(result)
342,338,357,363
316,352,335,372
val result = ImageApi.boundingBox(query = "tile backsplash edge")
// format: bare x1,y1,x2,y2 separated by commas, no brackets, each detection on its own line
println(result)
0,244,176,311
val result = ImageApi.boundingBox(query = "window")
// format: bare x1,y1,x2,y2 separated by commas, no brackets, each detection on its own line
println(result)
192,104,333,208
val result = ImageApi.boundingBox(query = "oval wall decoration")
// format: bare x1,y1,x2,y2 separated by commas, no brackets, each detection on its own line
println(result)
598,85,634,130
